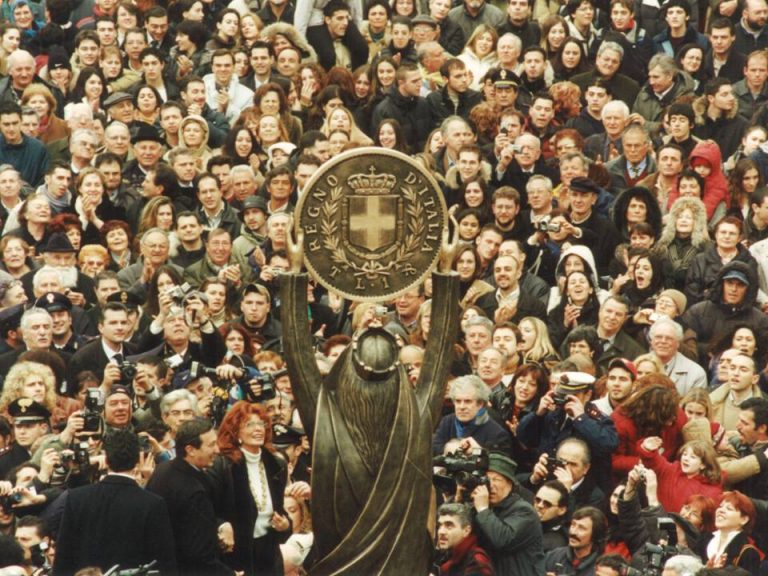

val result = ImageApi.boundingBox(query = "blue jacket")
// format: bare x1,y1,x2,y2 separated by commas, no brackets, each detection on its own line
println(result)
0,134,49,187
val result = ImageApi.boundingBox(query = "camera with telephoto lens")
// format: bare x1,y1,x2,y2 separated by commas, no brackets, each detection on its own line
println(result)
433,448,490,493
61,441,91,469
239,368,287,402
535,217,561,234
82,388,103,433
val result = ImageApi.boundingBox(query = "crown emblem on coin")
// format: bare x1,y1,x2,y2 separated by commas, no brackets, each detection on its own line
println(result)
347,166,397,195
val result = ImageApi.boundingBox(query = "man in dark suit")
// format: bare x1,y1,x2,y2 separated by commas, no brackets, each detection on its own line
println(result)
67,302,136,392
147,418,234,576
595,296,646,373
53,429,177,576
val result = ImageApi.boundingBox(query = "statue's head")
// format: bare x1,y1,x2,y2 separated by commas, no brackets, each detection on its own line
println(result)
351,327,401,381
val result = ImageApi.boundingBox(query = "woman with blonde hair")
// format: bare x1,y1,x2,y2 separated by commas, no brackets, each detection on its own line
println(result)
633,353,664,380
78,244,110,278
138,196,175,236
177,115,213,170
0,361,79,428
322,106,373,146
654,197,710,291
517,317,560,369
458,25,499,90
549,81,582,123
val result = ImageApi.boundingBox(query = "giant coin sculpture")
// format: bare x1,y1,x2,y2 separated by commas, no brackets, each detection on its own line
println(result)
281,148,461,575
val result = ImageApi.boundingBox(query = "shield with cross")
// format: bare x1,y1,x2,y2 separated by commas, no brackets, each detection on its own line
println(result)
344,194,403,255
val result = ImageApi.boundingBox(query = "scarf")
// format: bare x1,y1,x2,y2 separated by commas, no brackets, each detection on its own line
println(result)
454,407,488,438
44,185,71,213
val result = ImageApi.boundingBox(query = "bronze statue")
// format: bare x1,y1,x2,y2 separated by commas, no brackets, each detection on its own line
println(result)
280,226,460,575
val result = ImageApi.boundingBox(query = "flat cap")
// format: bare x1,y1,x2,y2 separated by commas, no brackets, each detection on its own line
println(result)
103,91,133,109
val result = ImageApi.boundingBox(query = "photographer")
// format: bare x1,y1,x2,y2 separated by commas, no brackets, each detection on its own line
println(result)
470,453,544,575
67,303,136,391
433,375,512,457
433,503,494,576
14,516,50,571
516,372,618,494
526,438,605,510
135,288,226,373
545,506,608,576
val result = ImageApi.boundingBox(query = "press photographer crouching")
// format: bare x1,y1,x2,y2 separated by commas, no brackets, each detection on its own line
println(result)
432,503,494,576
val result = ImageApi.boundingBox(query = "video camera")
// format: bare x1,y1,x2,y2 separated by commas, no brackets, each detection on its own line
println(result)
620,519,679,576
433,448,490,494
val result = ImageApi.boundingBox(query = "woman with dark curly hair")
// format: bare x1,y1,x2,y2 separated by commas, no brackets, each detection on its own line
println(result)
217,401,290,576
611,383,686,480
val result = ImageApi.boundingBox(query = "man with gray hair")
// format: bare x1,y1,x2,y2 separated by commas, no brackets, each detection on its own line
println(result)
650,317,707,395
103,121,131,161
434,116,474,175
68,129,98,174
573,42,639,107
161,390,199,450
432,374,511,455
632,54,694,131
0,307,72,377
0,50,64,112
497,33,522,72
584,100,629,163
118,228,183,291
605,124,656,194
662,554,703,576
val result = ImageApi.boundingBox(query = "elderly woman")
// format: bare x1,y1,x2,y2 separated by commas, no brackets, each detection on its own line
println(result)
0,236,33,279
432,375,512,455
0,361,79,428
21,84,68,144
78,244,110,278
0,278,27,308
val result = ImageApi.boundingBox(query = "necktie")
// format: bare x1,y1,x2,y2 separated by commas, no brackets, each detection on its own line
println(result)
113,353,124,364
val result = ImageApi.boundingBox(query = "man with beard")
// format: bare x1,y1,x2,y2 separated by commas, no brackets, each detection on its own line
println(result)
593,358,636,416
735,0,768,54
545,507,608,575
481,255,546,324
20,233,95,307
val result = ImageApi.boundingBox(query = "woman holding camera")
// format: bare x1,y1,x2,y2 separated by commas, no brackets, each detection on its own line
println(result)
218,401,291,576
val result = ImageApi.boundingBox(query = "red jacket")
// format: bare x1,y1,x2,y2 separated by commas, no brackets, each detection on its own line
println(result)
667,141,729,220
639,446,723,513
439,534,496,576
611,407,687,479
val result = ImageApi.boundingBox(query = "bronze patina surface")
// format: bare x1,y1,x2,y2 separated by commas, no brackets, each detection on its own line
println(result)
295,147,447,302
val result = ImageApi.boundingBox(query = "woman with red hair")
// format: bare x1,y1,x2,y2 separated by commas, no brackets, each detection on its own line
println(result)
697,491,762,573
218,401,290,575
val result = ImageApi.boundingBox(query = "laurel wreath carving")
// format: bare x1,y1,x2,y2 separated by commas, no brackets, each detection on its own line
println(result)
319,185,426,285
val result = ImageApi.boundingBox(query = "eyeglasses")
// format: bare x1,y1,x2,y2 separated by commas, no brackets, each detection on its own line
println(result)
168,409,195,418
534,496,557,508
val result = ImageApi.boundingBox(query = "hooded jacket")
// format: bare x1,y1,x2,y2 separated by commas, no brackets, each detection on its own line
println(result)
612,186,663,241
686,141,729,220
176,115,212,170
547,244,610,311
684,242,758,306
681,260,768,359
260,22,319,65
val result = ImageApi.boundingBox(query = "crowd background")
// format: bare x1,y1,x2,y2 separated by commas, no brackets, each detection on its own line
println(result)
5,0,768,573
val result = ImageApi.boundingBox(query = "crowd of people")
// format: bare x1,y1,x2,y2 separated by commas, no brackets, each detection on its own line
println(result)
3,0,768,572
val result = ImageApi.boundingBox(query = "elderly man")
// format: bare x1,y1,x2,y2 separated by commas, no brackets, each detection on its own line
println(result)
584,100,629,164
477,347,507,412
0,102,49,188
573,42,640,107
495,133,558,202
632,54,694,132
432,375,511,455
102,121,131,161
605,124,657,195
160,390,199,450
117,228,183,292
471,453,544,576
122,124,165,193
0,51,64,111
184,228,252,290
68,129,98,176
650,318,707,395
433,116,474,177
0,307,73,377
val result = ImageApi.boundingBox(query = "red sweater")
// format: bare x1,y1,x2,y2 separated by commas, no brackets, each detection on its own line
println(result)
639,447,723,513
611,407,687,479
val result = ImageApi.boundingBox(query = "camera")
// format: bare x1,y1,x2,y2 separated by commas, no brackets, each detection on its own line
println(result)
189,361,219,381
0,492,23,512
240,368,287,403
167,282,192,303
535,218,561,233
552,390,569,406
648,312,665,323
82,389,103,433
546,457,567,479
138,435,151,454
433,448,490,494
119,360,137,386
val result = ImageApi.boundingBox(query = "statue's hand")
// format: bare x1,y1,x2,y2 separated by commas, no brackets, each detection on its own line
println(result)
438,215,459,273
287,224,304,273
